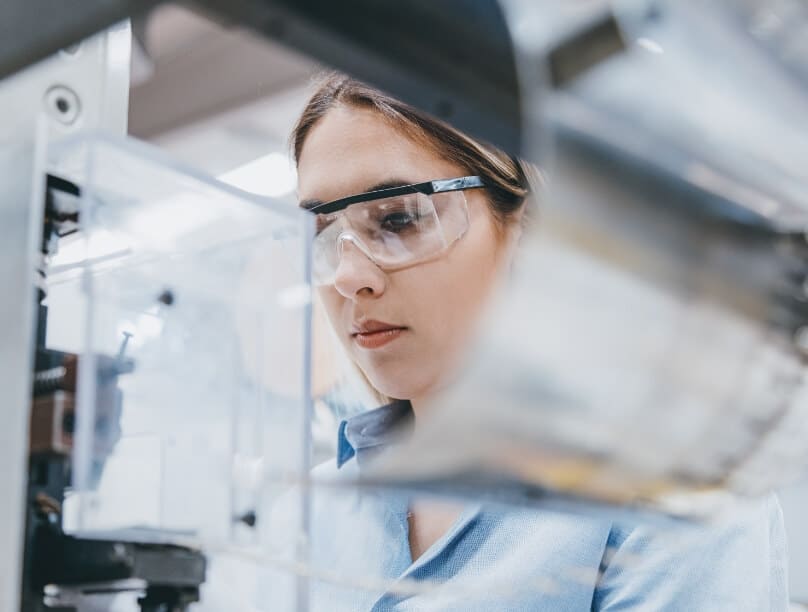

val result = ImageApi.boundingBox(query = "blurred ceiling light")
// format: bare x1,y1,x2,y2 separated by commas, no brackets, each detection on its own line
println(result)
218,152,297,198
636,37,664,54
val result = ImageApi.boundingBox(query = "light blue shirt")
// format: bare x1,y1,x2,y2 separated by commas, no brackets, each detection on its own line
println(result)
264,403,789,611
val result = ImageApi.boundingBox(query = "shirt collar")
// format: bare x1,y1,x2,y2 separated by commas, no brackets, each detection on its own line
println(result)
336,400,414,469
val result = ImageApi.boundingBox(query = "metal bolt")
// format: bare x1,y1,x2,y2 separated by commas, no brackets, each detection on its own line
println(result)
44,86,81,125
33,365,68,395
117,330,134,360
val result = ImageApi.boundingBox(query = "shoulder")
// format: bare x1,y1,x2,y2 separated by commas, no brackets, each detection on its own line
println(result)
595,493,788,611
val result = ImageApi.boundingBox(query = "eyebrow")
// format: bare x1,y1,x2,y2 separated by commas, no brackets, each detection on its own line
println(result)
298,179,414,211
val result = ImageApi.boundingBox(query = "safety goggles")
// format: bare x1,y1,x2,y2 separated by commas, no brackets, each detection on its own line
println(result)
308,176,485,286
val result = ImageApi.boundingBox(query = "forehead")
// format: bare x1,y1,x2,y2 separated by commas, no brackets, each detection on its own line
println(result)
296,105,466,204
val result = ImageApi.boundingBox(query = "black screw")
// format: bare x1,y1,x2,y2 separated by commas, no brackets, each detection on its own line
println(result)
55,97,69,113
236,510,257,528
157,289,175,306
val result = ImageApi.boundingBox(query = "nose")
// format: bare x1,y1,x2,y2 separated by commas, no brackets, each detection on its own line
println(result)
332,235,387,299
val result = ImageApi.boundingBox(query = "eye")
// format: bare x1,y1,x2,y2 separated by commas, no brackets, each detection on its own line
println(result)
379,209,420,233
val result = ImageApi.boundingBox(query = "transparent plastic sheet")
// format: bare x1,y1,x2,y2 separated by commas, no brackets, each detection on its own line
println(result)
555,0,808,229
45,134,313,609
362,0,808,519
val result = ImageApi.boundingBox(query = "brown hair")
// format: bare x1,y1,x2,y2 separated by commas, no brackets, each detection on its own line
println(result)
290,72,536,228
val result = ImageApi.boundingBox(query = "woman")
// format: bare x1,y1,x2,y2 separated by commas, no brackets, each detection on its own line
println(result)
269,73,787,611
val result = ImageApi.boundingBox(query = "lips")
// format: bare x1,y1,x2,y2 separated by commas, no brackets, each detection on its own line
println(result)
351,319,407,349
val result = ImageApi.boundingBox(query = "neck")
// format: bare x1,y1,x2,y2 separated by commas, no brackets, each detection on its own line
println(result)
407,395,432,423
407,375,456,422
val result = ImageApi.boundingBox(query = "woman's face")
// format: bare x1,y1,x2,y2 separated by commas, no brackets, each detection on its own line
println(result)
297,105,513,406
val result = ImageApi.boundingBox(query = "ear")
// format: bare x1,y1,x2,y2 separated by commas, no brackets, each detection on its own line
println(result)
500,204,526,276
500,203,527,265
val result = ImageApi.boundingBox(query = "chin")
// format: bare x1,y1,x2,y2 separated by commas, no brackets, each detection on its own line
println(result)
363,366,435,404
365,377,412,402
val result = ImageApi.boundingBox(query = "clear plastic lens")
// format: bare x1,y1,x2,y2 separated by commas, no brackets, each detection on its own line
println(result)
312,190,469,285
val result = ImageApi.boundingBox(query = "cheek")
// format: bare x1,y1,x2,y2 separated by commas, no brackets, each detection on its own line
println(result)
453,232,503,330
407,218,504,347
437,263,497,344
317,287,346,338
446,215,503,306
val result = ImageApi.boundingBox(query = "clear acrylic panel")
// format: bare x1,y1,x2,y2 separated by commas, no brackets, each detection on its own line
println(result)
45,134,314,563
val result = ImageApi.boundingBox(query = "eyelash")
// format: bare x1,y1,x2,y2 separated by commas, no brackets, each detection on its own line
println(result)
379,210,420,232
